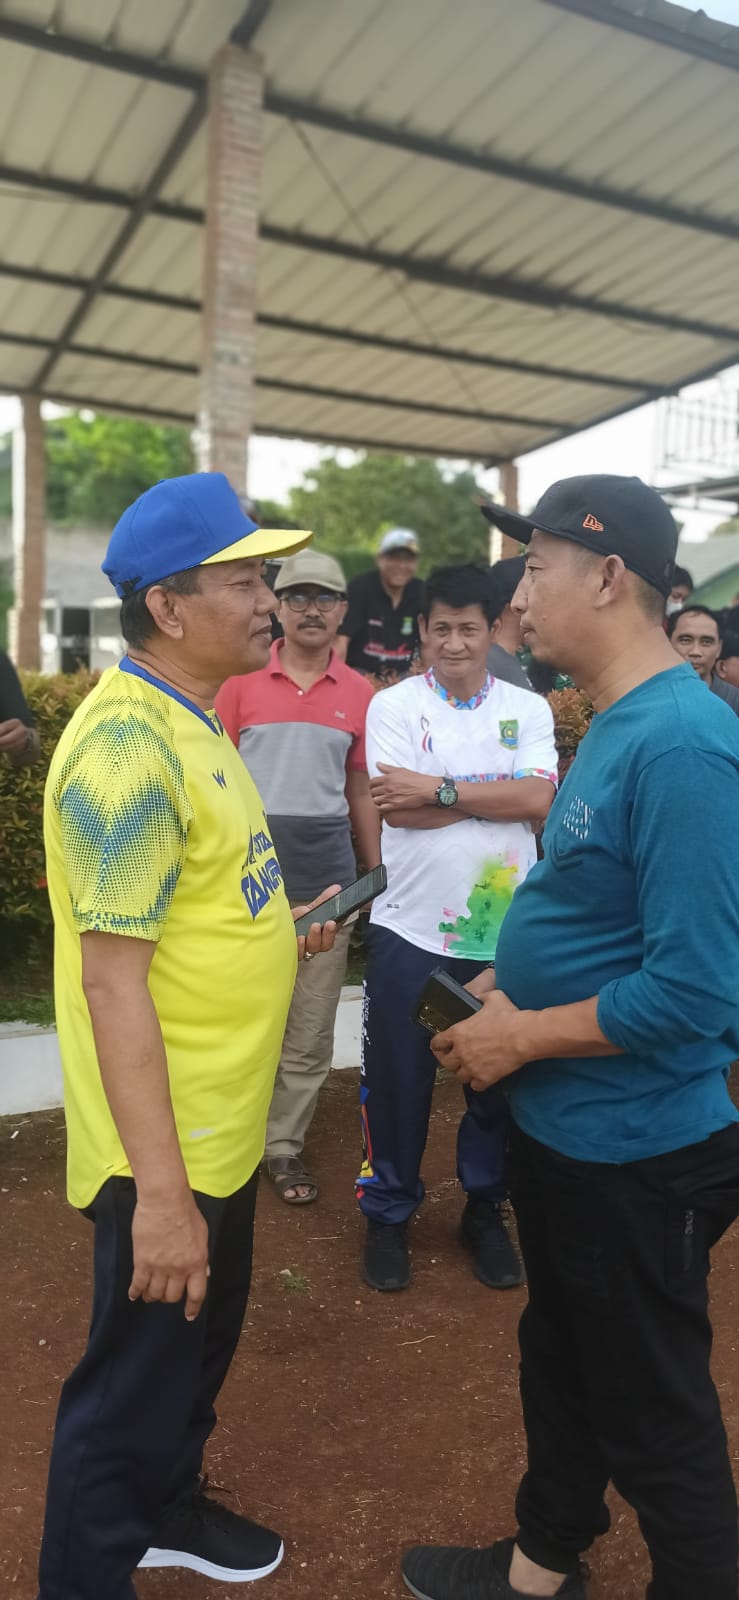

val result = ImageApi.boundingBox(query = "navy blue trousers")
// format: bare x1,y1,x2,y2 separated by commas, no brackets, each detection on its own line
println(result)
37,1171,258,1600
356,924,510,1223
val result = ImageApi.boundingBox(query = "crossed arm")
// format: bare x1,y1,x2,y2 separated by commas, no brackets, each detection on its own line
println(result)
370,763,554,831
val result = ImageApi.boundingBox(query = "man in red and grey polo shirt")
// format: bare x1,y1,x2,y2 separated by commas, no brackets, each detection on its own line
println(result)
217,550,380,1205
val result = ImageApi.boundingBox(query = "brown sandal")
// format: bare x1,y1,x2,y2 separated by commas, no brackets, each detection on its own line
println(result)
265,1157,318,1205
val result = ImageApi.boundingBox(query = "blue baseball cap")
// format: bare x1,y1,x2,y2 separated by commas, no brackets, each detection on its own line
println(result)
103,472,312,599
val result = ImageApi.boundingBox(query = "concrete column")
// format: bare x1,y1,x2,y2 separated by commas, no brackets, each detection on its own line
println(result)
8,394,46,669
499,459,519,512
197,43,264,492
489,459,522,563
486,460,521,566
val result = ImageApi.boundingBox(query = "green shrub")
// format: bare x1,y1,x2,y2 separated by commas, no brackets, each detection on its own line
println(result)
0,668,98,939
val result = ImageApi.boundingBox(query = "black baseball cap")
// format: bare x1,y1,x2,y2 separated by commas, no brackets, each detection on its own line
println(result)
479,474,678,597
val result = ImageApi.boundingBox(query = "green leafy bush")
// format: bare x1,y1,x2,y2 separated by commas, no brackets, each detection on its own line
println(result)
546,686,594,781
0,668,98,938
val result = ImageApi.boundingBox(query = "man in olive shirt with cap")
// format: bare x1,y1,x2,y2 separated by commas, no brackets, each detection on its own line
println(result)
403,476,739,1600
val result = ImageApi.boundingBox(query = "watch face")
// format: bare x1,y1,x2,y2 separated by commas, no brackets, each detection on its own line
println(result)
438,781,457,807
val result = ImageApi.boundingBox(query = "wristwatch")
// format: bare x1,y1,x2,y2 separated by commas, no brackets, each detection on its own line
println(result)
435,776,459,809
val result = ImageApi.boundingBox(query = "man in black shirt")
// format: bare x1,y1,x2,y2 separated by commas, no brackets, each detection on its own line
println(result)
0,649,41,766
335,528,425,680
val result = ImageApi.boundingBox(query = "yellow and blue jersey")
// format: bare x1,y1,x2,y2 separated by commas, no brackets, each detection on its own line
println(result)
44,659,297,1209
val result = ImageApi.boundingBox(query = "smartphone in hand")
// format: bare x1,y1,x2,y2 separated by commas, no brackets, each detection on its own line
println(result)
293,864,387,937
412,967,483,1035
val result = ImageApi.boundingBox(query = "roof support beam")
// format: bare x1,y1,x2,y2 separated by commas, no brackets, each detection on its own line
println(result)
0,259,201,313
542,0,739,72
512,350,739,462
0,265,705,397
0,328,198,375
2,19,737,237
4,353,737,469
0,332,566,431
3,162,736,342
30,87,207,388
0,163,201,226
265,93,739,243
0,16,203,90
251,425,490,461
253,375,566,431
2,383,481,458
257,313,660,396
29,0,271,390
261,226,739,343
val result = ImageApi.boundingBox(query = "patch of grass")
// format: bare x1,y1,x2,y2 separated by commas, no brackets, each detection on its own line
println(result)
0,992,55,1027
279,1267,311,1297
344,951,366,987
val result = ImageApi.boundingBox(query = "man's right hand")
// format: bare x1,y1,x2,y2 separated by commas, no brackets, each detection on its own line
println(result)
129,1191,210,1321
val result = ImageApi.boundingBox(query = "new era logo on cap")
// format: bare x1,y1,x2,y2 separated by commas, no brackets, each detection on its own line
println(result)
583,513,604,532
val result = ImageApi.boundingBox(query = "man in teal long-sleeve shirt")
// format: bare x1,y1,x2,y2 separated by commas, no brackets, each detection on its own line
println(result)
402,477,739,1600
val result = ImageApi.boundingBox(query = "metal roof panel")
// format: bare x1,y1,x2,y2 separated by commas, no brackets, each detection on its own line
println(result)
0,0,736,461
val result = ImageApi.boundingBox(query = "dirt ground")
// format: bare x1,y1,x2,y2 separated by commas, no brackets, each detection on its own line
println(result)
1,1071,738,1600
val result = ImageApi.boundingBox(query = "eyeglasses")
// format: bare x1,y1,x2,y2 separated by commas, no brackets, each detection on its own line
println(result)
281,591,343,612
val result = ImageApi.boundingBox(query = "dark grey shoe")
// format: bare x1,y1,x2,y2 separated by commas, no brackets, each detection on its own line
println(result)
362,1218,410,1291
402,1536,585,1600
139,1485,283,1582
460,1199,525,1289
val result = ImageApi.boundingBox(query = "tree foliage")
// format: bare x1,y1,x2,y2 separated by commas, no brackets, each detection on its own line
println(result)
279,453,490,572
45,413,194,525
0,414,195,527
0,419,493,572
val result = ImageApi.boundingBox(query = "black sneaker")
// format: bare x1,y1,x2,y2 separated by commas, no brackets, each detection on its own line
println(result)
460,1199,525,1289
402,1536,585,1600
138,1483,284,1582
362,1218,410,1291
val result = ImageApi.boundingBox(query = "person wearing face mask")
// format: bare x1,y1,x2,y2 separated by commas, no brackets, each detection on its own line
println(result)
217,549,380,1205
664,564,694,618
667,603,739,714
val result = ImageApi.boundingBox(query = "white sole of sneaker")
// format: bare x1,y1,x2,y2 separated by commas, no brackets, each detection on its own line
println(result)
402,1575,433,1600
138,1539,284,1582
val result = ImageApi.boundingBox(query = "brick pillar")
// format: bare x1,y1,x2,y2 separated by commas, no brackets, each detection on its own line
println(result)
197,43,263,492
8,394,46,669
499,460,519,512
492,459,522,561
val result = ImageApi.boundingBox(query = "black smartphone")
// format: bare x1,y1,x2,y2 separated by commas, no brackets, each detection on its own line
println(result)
413,966,483,1035
293,864,387,936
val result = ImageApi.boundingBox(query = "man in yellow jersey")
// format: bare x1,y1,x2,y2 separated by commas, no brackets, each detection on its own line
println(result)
39,473,337,1600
